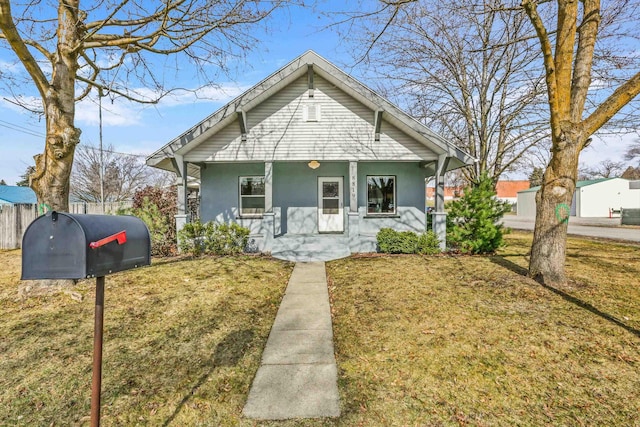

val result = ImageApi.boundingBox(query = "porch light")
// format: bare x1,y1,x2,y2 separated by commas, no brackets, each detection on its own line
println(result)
308,160,320,169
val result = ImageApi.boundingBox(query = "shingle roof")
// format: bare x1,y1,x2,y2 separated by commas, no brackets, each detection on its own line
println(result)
0,186,37,204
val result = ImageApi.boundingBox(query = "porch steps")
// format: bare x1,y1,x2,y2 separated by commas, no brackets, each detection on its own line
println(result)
271,234,351,262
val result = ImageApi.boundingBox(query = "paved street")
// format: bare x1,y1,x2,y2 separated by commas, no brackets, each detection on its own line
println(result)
502,216,640,243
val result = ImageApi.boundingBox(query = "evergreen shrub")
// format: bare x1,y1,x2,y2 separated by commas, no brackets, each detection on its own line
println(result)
377,227,440,254
446,173,511,254
178,220,250,256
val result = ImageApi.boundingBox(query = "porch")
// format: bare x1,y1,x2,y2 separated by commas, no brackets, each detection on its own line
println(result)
269,232,379,262
175,159,451,255
270,233,354,262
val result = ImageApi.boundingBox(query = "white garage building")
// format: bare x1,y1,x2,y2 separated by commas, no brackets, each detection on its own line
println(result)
517,178,640,218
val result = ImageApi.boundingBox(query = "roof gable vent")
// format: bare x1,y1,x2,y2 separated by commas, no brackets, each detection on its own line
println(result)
303,104,321,122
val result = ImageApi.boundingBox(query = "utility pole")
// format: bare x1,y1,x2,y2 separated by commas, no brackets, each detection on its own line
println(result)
98,87,105,214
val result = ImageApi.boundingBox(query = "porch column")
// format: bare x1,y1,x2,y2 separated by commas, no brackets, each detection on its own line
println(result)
348,161,360,252
174,155,190,233
264,161,273,213
262,161,274,252
432,154,449,251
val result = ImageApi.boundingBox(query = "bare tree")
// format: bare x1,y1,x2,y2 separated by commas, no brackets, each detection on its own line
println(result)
621,166,640,180
336,0,640,284
522,0,640,284
0,0,299,211
625,139,640,163
70,144,173,203
338,0,549,185
579,158,626,179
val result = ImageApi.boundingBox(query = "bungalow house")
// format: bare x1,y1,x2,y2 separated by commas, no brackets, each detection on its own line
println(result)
147,51,474,260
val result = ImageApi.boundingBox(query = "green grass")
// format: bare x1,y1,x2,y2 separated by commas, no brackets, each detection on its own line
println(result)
2,232,640,426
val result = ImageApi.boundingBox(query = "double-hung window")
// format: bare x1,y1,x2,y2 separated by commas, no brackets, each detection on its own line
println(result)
367,176,396,215
239,176,265,217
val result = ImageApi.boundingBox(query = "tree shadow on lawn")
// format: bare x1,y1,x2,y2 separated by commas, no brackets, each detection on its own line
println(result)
162,329,255,427
489,255,640,339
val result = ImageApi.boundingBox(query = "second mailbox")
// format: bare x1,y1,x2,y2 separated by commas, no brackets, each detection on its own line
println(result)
22,211,151,280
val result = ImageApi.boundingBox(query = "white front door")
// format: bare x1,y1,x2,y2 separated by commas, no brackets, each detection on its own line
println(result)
318,177,344,233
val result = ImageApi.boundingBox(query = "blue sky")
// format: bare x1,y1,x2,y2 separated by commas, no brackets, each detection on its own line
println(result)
0,1,636,185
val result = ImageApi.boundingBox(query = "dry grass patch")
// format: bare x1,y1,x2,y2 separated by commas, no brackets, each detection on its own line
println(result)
3,231,640,427
327,232,640,426
0,252,292,426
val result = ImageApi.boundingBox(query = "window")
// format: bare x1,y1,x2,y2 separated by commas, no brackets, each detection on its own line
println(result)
367,176,396,215
239,176,265,216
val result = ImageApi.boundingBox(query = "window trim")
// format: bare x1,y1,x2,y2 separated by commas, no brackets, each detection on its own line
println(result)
366,175,397,216
239,176,265,218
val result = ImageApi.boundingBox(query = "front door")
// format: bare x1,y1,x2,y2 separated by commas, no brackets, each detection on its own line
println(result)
318,177,344,233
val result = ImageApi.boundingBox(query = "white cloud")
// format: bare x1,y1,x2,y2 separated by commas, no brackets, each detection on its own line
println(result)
0,60,23,74
0,95,43,114
580,132,639,166
75,96,142,127
74,82,249,127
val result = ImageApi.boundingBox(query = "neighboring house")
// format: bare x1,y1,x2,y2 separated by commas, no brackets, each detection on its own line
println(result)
426,186,464,201
426,180,529,204
496,180,530,205
147,51,474,259
517,178,640,218
0,186,37,206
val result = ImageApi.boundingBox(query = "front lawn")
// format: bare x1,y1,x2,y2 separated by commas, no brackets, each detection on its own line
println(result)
0,252,292,426
2,232,639,426
328,231,640,426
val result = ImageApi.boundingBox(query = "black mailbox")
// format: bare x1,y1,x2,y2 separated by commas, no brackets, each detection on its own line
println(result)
22,211,151,280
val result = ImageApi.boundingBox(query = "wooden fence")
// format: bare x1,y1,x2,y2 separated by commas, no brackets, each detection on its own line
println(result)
0,204,37,250
0,202,133,249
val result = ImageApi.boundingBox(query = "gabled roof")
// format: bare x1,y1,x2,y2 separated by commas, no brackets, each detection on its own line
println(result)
496,180,530,198
518,178,619,194
0,186,37,204
147,50,474,177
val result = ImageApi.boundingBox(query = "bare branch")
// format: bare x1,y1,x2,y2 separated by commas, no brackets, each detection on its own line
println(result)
522,0,562,140
584,71,640,137
0,0,50,99
570,0,601,122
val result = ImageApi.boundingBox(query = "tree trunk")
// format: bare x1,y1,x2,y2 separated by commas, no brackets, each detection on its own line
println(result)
29,0,81,213
529,126,583,285
31,104,81,212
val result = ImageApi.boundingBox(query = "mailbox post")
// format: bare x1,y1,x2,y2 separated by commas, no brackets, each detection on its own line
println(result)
22,212,151,427
92,275,105,426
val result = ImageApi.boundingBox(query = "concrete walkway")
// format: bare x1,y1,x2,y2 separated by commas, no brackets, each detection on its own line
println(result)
243,262,341,420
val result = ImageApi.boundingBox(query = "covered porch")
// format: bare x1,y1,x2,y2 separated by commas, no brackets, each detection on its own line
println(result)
172,156,453,260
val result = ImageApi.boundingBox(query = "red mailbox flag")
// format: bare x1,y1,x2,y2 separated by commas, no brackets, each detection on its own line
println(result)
89,231,127,249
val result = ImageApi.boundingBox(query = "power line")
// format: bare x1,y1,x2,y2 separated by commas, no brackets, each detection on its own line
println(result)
83,145,147,158
0,119,45,138
0,119,146,158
